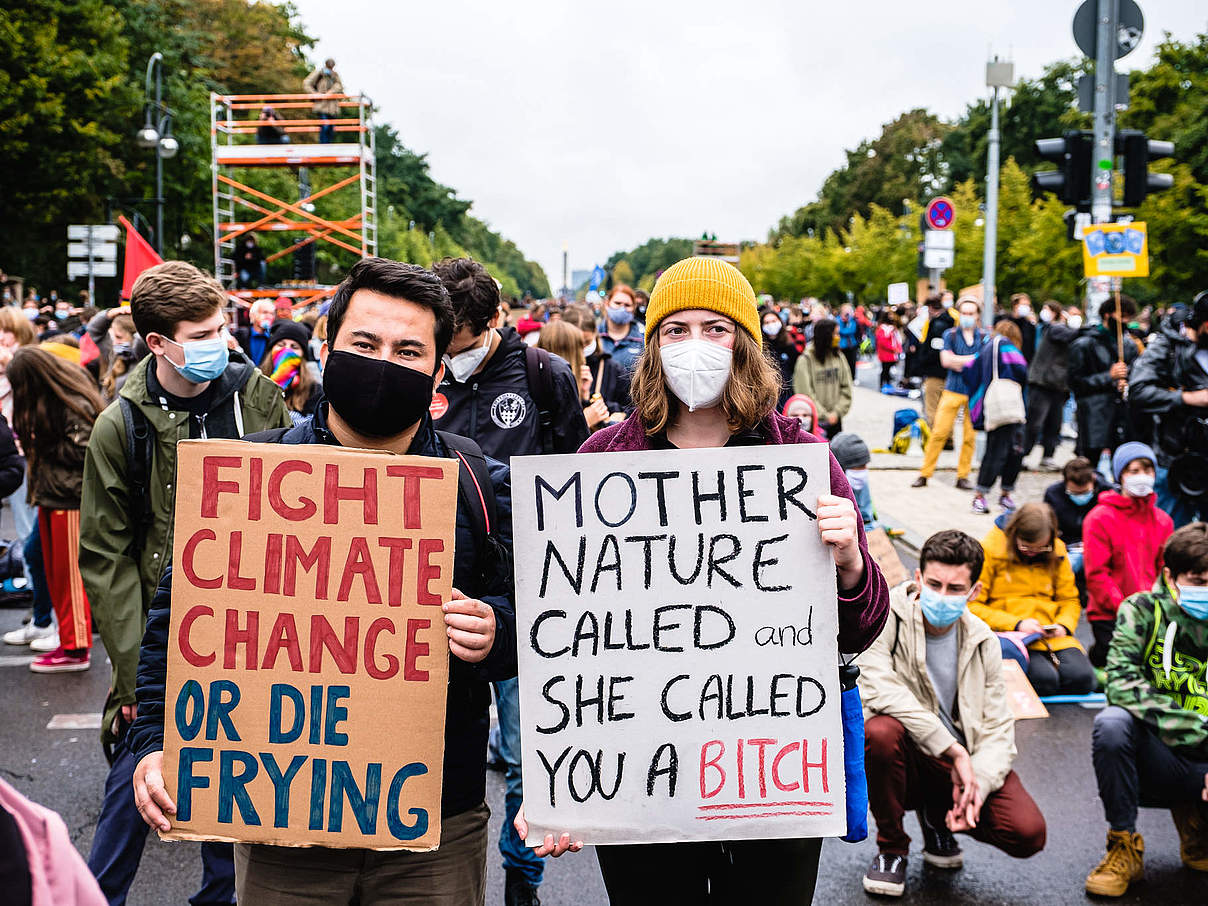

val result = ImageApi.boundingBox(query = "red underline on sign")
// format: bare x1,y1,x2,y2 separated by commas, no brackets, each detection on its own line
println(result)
698,801,832,810
696,810,834,820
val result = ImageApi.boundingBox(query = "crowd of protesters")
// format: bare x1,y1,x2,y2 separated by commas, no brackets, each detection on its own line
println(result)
0,261,1205,906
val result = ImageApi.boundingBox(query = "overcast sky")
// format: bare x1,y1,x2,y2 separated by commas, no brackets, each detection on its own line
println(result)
289,0,1205,291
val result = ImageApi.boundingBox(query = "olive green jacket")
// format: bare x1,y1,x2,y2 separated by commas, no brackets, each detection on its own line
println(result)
79,355,290,744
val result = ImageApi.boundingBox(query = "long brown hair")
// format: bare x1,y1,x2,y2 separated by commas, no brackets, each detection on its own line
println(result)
1003,502,1061,577
8,346,104,473
537,321,586,399
101,313,137,400
629,325,781,436
993,318,1022,349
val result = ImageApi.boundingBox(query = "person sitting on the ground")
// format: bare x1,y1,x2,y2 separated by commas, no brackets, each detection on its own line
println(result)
1043,456,1112,606
832,431,875,529
1084,522,1208,897
1083,442,1174,668
860,529,1046,898
969,503,1093,696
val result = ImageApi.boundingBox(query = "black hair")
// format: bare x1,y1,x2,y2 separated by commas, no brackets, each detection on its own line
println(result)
1164,522,1208,580
811,319,838,361
1098,294,1137,321
432,257,502,336
919,529,985,584
326,258,455,360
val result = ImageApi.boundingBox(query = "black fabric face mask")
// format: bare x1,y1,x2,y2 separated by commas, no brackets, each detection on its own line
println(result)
322,350,434,438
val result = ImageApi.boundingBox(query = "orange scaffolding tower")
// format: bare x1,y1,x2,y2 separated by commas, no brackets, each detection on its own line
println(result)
211,92,377,308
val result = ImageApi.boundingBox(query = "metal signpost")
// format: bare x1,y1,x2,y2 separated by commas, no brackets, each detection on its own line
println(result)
983,58,1014,327
67,224,120,299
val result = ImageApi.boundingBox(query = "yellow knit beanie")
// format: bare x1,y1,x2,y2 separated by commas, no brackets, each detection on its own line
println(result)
645,256,762,346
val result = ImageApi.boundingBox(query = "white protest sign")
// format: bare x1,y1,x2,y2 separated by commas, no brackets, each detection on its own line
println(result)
512,444,845,845
887,282,909,305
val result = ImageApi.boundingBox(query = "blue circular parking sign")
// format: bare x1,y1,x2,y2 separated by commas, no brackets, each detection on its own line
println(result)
925,197,955,230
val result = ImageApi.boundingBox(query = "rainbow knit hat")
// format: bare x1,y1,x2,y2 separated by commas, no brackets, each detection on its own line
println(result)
645,256,762,346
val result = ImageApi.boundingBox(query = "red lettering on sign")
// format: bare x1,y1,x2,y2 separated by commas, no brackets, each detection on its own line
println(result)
336,537,382,604
262,612,302,671
267,460,316,521
700,740,726,799
403,619,430,681
323,465,378,525
223,608,259,669
772,742,800,792
385,465,445,530
248,457,263,521
226,531,256,591
201,456,242,517
379,537,413,606
181,529,221,589
178,605,215,667
309,614,359,674
416,538,445,606
364,617,399,680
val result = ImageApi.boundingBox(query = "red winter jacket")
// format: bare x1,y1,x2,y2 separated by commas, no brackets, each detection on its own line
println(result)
1082,490,1174,623
875,324,901,363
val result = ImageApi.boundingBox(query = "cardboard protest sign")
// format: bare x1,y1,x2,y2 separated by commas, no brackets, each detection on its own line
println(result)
512,444,846,845
161,440,458,850
864,527,908,589
1002,659,1049,721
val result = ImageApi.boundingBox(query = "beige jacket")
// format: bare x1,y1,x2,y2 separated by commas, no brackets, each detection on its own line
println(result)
859,582,1017,797
303,67,344,115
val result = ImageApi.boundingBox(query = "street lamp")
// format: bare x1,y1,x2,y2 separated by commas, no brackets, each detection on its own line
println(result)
136,52,177,254
982,55,1014,326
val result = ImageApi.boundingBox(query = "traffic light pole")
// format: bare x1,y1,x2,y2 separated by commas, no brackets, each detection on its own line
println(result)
1091,0,1118,224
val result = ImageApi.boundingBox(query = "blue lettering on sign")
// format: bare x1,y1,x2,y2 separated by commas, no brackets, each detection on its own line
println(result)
175,747,214,821
328,761,382,834
175,680,205,740
260,753,308,828
386,763,430,840
217,750,261,825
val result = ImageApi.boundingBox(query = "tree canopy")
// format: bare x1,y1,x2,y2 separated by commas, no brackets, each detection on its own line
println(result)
1,0,549,300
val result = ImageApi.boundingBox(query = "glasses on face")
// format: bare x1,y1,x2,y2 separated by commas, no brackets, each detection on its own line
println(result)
1017,543,1053,557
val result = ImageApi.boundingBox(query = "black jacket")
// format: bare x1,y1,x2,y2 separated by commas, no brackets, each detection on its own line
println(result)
0,414,25,500
1027,322,1079,392
585,348,631,414
1130,320,1208,467
1068,326,1140,453
911,310,955,380
1043,475,1112,545
434,327,588,463
127,404,517,819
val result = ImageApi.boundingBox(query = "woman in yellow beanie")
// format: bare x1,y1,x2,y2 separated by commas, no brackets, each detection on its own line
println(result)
514,256,891,903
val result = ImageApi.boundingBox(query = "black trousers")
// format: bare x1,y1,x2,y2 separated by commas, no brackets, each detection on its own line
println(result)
1088,620,1116,668
976,424,1024,494
1024,386,1066,458
596,838,822,906
879,361,894,386
1026,645,1095,697
1093,706,1208,832
842,346,859,380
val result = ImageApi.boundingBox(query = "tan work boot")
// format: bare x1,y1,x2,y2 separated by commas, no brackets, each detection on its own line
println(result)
1085,830,1144,897
1172,802,1208,871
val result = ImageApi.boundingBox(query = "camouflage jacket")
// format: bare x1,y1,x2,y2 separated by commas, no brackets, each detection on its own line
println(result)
1106,583,1208,757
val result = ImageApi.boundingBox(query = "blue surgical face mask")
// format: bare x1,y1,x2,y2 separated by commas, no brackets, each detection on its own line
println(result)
918,584,969,628
1067,489,1095,506
1177,585,1208,621
959,315,978,330
607,306,634,326
845,468,869,492
165,334,230,383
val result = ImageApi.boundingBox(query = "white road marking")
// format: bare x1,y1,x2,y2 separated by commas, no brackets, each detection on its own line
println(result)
0,655,34,667
46,713,103,730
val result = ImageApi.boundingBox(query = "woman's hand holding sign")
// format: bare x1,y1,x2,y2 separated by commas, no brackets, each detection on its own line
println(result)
443,588,496,663
816,493,865,591
514,804,583,857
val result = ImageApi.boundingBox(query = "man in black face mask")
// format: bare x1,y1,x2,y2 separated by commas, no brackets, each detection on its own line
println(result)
126,258,517,904
1131,292,1208,527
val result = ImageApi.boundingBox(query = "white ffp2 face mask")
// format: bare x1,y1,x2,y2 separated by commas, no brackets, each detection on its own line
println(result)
659,339,733,412
1122,472,1155,498
444,331,491,383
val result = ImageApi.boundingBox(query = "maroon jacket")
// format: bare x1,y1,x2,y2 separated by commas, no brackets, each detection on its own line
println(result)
579,411,890,654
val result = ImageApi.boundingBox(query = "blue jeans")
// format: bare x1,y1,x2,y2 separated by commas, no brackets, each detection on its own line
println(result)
1156,464,1205,528
7,479,35,587
494,677,544,885
22,516,51,629
318,113,334,144
87,733,235,906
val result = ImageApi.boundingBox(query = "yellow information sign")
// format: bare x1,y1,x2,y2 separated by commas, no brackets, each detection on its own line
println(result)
1082,221,1149,278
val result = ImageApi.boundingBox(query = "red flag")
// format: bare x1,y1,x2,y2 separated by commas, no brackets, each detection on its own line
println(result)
119,216,163,299
78,333,101,367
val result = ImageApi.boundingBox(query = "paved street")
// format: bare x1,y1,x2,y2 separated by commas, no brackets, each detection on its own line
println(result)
0,363,1204,904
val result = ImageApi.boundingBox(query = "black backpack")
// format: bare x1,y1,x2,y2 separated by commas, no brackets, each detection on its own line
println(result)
119,398,155,560
524,345,557,455
242,426,512,598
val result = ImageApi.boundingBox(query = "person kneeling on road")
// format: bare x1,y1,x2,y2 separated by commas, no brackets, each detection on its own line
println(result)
859,529,1046,897
127,258,518,905
1085,521,1208,897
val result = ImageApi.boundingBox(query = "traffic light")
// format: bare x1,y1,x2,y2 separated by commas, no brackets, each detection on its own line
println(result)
1117,130,1175,207
1032,131,1093,209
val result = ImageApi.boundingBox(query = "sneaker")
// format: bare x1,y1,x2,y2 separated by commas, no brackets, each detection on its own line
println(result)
29,646,90,674
954,478,973,490
1038,457,1059,471
911,476,927,488
0,577,32,607
504,868,541,906
971,495,989,515
1085,830,1144,897
3,622,55,646
918,810,963,869
862,853,907,897
30,632,60,653
999,493,1017,513
1172,802,1208,871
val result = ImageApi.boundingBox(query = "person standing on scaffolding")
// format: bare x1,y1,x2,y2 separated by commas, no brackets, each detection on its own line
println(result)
303,58,343,143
